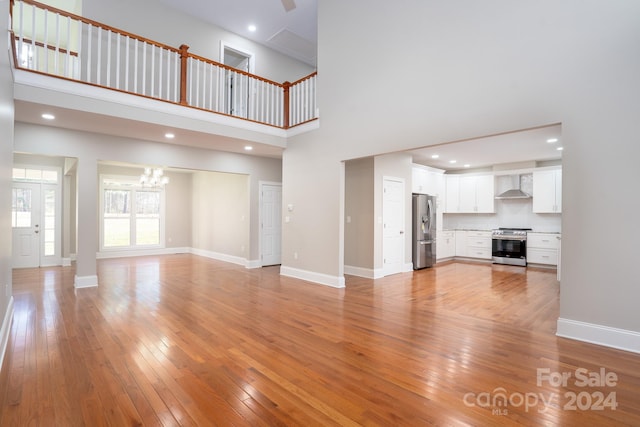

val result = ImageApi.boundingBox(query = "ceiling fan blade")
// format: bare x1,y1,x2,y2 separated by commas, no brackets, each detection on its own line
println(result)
281,0,296,12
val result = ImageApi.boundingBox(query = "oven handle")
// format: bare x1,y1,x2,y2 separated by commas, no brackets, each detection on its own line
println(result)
492,237,527,241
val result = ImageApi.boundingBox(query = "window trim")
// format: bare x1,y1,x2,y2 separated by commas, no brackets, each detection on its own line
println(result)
99,174,166,252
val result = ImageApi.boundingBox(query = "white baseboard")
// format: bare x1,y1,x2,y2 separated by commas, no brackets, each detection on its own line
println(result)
62,257,72,267
557,318,640,354
245,259,262,269
97,247,190,259
344,265,377,279
0,297,14,373
280,266,345,288
190,248,247,267
74,275,98,288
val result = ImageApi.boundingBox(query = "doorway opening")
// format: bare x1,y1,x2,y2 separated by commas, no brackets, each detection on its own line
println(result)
220,43,255,118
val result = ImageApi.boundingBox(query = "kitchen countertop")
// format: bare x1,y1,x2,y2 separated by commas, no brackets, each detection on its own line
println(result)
442,229,562,234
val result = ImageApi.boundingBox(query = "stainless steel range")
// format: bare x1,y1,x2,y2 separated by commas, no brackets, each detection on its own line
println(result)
492,228,532,266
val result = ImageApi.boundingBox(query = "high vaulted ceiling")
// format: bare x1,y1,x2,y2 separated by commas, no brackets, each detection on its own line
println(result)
157,0,318,67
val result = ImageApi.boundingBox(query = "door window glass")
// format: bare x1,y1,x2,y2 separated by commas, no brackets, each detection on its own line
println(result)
12,188,32,228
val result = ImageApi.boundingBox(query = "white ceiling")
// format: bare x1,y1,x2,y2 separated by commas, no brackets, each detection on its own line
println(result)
157,0,318,67
409,124,563,171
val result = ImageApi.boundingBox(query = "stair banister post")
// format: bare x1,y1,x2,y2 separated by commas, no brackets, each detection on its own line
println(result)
179,44,190,106
282,81,291,129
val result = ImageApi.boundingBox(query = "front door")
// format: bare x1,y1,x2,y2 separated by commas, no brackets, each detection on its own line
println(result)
382,177,405,276
12,182,41,268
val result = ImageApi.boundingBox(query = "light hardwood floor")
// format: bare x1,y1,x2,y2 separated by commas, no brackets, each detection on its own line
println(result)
1,255,639,426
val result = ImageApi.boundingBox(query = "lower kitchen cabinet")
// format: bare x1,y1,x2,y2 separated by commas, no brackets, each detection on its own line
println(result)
454,230,492,260
437,230,455,260
527,232,560,265
466,230,492,260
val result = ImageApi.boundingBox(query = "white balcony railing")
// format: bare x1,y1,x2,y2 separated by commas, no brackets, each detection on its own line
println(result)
9,0,317,129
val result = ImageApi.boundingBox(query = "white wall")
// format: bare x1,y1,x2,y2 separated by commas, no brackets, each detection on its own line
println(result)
282,0,640,348
14,123,282,278
344,158,374,270
191,171,249,258
82,0,315,83
0,0,16,367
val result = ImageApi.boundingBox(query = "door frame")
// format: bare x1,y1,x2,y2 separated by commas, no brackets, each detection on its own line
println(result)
259,181,282,267
382,176,406,277
12,165,63,268
220,42,255,118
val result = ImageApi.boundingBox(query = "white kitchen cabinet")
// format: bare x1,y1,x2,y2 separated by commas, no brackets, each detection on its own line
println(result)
437,230,455,260
453,230,492,260
475,175,496,213
533,169,562,213
412,166,444,197
527,232,560,265
412,167,428,194
445,175,460,213
466,230,492,260
445,174,494,213
455,230,467,257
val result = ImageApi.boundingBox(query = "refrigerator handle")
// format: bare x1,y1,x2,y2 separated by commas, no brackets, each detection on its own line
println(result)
427,199,433,235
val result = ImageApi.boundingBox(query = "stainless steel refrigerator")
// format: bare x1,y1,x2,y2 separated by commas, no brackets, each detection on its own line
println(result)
412,193,436,269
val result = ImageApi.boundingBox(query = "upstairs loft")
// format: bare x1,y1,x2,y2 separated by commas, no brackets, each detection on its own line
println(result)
8,0,319,155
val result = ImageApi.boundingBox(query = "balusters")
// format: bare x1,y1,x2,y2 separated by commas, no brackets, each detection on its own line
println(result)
11,0,317,129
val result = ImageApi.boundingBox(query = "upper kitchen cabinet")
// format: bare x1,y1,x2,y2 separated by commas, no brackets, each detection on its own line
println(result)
412,165,443,196
533,168,562,213
445,174,495,213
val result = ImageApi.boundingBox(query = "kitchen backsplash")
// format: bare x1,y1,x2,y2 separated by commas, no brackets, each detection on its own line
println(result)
443,198,561,232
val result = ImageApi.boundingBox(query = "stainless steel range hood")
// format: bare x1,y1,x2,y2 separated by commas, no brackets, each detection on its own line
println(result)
495,175,532,199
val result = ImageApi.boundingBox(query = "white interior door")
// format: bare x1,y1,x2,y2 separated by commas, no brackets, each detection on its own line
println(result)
383,177,405,276
12,182,41,268
261,183,282,266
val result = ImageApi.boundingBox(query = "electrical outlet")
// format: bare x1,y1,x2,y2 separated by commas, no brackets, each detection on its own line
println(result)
294,252,298,260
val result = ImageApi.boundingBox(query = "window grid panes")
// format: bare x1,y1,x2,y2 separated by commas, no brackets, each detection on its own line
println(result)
43,189,56,256
102,181,163,249
103,189,131,247
12,188,32,228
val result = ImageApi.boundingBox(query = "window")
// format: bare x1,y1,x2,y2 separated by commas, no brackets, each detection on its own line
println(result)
11,188,32,228
101,176,164,250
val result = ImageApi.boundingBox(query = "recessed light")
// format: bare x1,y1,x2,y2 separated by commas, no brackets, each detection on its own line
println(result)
244,145,253,151
248,24,257,32
431,154,439,159
464,164,471,168
165,133,175,139
557,147,564,151
547,138,558,143
449,160,457,164
41,113,55,120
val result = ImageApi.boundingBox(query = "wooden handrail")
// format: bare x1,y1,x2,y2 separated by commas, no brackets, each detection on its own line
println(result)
13,0,180,54
9,0,319,130
291,71,318,86
12,35,79,57
186,52,285,88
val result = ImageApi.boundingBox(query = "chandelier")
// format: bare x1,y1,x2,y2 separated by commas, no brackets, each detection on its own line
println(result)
140,167,169,187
